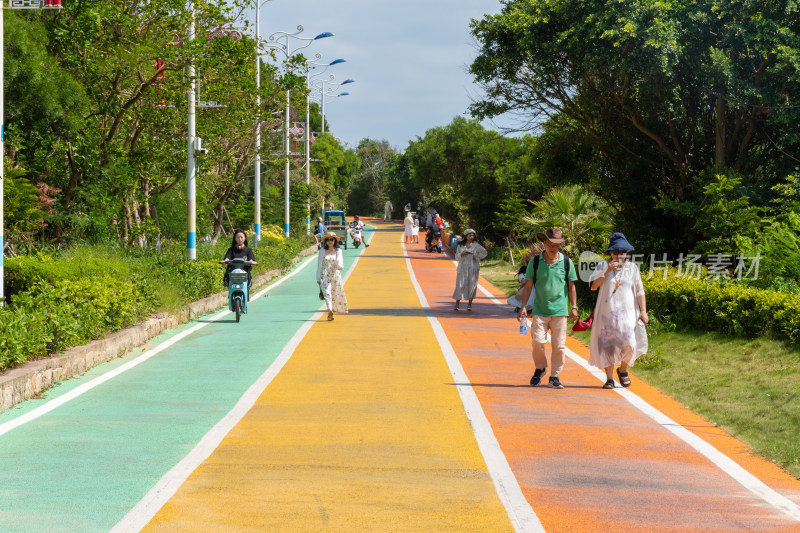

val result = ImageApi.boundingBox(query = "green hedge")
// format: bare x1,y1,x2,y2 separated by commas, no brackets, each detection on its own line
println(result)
0,234,310,371
4,254,131,302
0,277,157,370
643,269,800,342
5,234,305,306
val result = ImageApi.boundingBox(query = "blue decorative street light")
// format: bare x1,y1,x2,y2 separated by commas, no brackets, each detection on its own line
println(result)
265,26,333,237
304,56,346,234
252,0,279,248
311,77,354,136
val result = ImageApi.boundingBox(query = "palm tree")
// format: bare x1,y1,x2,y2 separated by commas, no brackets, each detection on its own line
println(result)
521,185,613,256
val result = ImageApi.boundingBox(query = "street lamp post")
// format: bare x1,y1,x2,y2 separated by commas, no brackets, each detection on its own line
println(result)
312,76,354,136
305,57,345,235
186,1,197,259
266,26,333,237
253,0,278,248
1,0,63,306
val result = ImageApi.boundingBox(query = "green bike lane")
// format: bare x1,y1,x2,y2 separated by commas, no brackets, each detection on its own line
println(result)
0,232,371,533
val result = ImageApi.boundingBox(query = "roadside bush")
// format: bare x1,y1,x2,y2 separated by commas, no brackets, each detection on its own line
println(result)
0,276,155,370
644,269,800,342
0,234,311,371
4,254,130,303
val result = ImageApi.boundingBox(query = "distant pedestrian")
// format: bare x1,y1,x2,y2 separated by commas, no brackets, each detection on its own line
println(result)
403,211,414,243
453,229,488,311
516,228,578,389
316,232,348,321
313,216,326,246
425,206,435,229
412,215,420,243
434,211,443,230
384,200,393,221
589,233,648,389
404,203,412,218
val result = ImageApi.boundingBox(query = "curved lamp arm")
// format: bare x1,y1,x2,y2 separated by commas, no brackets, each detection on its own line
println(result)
268,26,334,58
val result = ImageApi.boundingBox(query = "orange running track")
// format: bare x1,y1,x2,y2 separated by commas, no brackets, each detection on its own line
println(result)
404,223,800,533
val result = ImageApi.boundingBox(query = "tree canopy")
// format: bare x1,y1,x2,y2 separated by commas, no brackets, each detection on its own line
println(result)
470,0,800,251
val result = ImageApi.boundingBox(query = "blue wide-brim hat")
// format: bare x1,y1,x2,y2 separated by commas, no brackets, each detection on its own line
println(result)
605,232,635,252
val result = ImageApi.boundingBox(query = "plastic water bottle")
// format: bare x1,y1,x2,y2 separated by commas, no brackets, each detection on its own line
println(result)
519,316,528,336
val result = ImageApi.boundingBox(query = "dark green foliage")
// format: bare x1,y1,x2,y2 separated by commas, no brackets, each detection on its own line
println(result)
0,276,155,370
693,175,761,254
3,165,47,244
644,269,800,342
1,236,307,370
405,117,543,240
4,254,130,303
469,0,800,254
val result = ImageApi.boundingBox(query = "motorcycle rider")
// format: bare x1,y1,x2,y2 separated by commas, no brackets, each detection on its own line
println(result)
349,215,370,247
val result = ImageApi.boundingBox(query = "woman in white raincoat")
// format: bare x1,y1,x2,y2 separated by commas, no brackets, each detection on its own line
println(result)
588,233,648,388
452,228,488,311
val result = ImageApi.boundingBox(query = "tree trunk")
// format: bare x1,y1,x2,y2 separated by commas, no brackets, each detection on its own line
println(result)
122,199,132,245
715,97,726,168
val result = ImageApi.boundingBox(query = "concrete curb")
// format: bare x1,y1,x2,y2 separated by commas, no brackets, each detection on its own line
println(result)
0,244,319,412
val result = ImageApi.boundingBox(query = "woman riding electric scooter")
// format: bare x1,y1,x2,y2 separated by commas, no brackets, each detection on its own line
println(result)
221,229,257,290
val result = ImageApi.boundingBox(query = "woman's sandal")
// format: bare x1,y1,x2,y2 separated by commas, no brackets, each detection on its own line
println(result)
327,311,334,321
617,369,631,387
467,304,473,311
603,379,615,389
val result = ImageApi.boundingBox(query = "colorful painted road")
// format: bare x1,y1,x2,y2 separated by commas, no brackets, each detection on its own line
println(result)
2,221,800,532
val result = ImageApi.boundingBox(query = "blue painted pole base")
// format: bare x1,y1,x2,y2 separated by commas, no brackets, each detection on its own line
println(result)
187,232,197,260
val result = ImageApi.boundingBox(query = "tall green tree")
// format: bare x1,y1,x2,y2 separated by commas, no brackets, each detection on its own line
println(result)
405,117,541,239
347,138,398,215
470,0,800,251
8,0,265,245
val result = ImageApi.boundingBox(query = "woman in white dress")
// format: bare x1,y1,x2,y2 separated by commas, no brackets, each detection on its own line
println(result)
316,232,348,321
411,216,420,243
452,229,488,311
403,212,414,243
588,233,648,388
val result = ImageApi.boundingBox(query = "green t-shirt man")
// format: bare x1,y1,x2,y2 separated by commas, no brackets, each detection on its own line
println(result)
525,252,578,316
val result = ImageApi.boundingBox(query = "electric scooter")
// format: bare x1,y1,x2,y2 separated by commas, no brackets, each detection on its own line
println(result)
220,257,252,323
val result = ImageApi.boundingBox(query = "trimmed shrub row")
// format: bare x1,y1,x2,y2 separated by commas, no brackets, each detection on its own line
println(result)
643,269,800,342
0,277,157,370
0,233,309,371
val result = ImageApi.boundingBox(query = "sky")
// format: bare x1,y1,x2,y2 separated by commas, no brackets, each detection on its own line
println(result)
241,0,507,151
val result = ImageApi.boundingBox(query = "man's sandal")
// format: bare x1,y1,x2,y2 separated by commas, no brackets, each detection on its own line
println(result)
617,369,631,387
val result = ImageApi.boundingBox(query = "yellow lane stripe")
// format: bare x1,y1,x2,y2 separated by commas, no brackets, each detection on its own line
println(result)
143,224,513,532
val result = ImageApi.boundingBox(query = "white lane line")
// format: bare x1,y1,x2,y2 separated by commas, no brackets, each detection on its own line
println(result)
0,255,316,438
111,243,369,532
403,240,544,533
560,341,800,521
441,247,800,522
